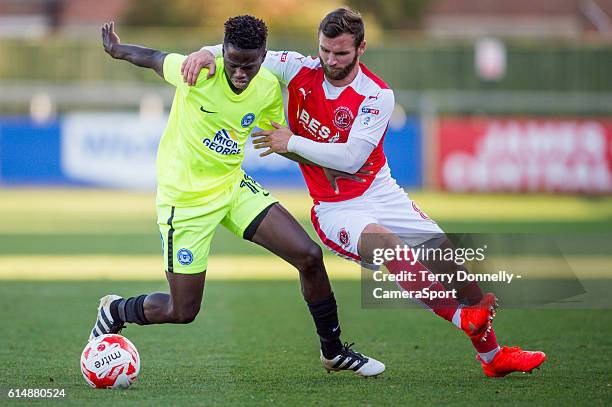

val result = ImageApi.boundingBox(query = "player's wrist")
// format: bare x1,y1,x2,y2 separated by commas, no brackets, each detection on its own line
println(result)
108,43,129,60
286,134,299,153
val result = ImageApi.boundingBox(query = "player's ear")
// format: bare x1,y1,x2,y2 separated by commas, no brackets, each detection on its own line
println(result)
357,40,366,57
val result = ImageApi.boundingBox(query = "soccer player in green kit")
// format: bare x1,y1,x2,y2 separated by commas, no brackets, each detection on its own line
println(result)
88,16,384,377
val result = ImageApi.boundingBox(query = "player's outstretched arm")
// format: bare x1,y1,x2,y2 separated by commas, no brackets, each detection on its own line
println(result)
182,45,305,86
252,122,375,174
102,21,167,78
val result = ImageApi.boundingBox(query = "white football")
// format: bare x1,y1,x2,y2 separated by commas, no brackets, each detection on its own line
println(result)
80,334,140,389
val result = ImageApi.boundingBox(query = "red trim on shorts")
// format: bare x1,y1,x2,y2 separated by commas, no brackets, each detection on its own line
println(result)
310,206,361,261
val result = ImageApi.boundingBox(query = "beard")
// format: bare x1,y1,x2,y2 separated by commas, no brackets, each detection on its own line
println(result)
320,52,358,81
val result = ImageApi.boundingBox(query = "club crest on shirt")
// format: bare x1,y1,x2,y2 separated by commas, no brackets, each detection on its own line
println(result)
241,113,255,127
333,106,354,130
338,228,350,247
177,248,193,265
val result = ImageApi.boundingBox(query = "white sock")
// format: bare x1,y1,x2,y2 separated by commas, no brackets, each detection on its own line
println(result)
451,305,463,329
479,346,500,364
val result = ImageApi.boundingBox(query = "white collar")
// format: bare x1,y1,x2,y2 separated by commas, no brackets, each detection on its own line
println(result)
322,66,362,100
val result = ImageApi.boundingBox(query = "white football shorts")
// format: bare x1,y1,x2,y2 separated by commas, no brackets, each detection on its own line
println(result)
311,170,443,265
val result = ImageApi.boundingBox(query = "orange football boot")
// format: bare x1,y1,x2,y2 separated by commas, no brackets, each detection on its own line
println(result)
460,292,498,341
478,346,547,377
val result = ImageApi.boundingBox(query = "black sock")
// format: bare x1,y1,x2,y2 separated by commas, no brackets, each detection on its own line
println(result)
307,293,343,359
109,300,121,322
111,295,150,325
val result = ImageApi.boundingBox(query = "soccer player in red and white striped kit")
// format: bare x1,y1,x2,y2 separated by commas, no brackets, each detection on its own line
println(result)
182,8,546,377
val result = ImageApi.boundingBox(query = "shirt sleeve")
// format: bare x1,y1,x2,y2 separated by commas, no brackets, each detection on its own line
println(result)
257,82,287,130
201,44,223,57
261,50,307,85
163,53,188,89
348,89,395,146
201,45,305,86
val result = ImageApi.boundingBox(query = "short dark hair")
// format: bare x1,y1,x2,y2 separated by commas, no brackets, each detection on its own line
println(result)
318,8,364,48
223,15,267,50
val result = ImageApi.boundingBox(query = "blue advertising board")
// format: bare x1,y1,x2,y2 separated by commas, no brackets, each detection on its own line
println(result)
0,117,64,184
384,116,422,188
0,114,423,189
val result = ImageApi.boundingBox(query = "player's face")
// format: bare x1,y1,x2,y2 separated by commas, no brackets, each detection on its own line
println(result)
223,44,265,91
318,33,365,81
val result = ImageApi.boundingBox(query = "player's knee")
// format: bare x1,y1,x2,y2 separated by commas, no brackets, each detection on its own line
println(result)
362,223,389,235
171,304,201,324
296,243,324,274
361,223,400,250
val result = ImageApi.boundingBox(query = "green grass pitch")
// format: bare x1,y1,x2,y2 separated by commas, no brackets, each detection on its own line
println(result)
0,189,611,405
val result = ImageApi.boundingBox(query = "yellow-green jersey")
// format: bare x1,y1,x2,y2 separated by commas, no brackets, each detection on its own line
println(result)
158,53,286,206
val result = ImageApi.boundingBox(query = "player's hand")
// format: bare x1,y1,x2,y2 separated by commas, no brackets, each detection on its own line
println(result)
181,50,216,85
323,163,372,194
252,121,293,157
101,21,121,58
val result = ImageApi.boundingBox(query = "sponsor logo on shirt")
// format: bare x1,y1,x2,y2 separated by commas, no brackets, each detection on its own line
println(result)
333,106,354,130
200,105,217,114
361,107,379,115
298,87,312,99
202,129,241,155
298,108,332,140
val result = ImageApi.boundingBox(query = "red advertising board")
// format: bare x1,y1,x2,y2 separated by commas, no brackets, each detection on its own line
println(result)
437,117,612,193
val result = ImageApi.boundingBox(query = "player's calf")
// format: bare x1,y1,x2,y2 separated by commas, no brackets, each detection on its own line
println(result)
118,292,201,325
88,290,205,342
